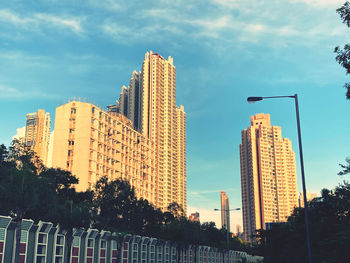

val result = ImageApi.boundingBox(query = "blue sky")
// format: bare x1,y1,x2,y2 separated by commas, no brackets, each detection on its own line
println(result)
1,0,350,230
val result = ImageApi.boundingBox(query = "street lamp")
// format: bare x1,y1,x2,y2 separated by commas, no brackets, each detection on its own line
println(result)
214,208,241,251
247,94,312,263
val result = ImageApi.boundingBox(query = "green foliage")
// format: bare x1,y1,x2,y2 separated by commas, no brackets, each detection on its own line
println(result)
257,181,350,263
335,2,350,100
0,140,48,221
0,140,252,258
338,157,350,176
0,141,92,263
90,176,250,252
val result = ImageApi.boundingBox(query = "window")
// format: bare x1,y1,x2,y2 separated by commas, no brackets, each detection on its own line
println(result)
101,240,106,248
87,238,93,248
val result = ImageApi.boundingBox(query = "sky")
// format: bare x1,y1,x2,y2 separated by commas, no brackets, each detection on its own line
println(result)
1,0,350,231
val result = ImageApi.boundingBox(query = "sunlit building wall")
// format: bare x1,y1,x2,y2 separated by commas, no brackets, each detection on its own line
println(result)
240,113,298,242
175,105,186,212
119,86,128,117
220,191,230,232
298,191,318,208
52,101,156,204
140,51,186,213
25,109,51,166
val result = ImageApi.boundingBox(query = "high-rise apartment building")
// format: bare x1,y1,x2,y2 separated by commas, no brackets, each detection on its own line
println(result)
115,51,186,213
119,86,128,117
127,71,142,132
25,109,51,166
221,191,230,232
142,51,186,212
52,101,157,204
116,71,142,132
240,113,298,242
50,51,186,212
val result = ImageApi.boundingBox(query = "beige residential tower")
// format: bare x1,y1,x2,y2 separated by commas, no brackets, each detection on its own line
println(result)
240,113,298,242
25,109,51,166
52,101,157,204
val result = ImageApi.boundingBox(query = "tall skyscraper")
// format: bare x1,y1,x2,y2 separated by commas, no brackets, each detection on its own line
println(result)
50,51,186,212
119,86,128,117
25,109,51,166
240,113,298,242
127,71,142,132
52,101,157,203
141,51,186,212
117,51,187,213
220,191,230,232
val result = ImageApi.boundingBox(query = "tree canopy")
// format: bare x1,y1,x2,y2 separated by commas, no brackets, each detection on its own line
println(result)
257,181,350,263
0,140,252,262
335,1,350,100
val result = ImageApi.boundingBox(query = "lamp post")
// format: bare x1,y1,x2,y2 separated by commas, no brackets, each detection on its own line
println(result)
247,94,312,263
213,208,241,251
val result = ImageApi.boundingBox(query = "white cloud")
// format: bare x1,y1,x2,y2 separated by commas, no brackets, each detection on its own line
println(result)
211,0,240,9
87,0,123,11
12,127,25,141
0,9,33,25
0,84,57,100
291,0,345,7
0,9,84,34
34,13,83,33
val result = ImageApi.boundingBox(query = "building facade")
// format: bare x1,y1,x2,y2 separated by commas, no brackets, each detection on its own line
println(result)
298,191,318,208
115,51,186,213
220,191,230,232
240,113,298,242
52,101,157,204
25,109,51,166
127,70,142,132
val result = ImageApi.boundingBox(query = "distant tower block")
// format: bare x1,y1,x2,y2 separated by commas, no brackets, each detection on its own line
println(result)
25,109,51,166
240,113,298,242
220,191,230,233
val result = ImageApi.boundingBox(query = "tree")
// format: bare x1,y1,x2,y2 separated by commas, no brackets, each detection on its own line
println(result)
0,140,51,263
0,140,92,263
257,182,350,263
335,1,350,100
56,190,92,263
338,157,350,176
92,176,138,232
39,167,92,263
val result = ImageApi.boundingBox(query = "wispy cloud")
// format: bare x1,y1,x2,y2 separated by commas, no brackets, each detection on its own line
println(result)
0,84,58,100
291,0,345,7
34,13,83,33
87,0,124,11
0,9,84,34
